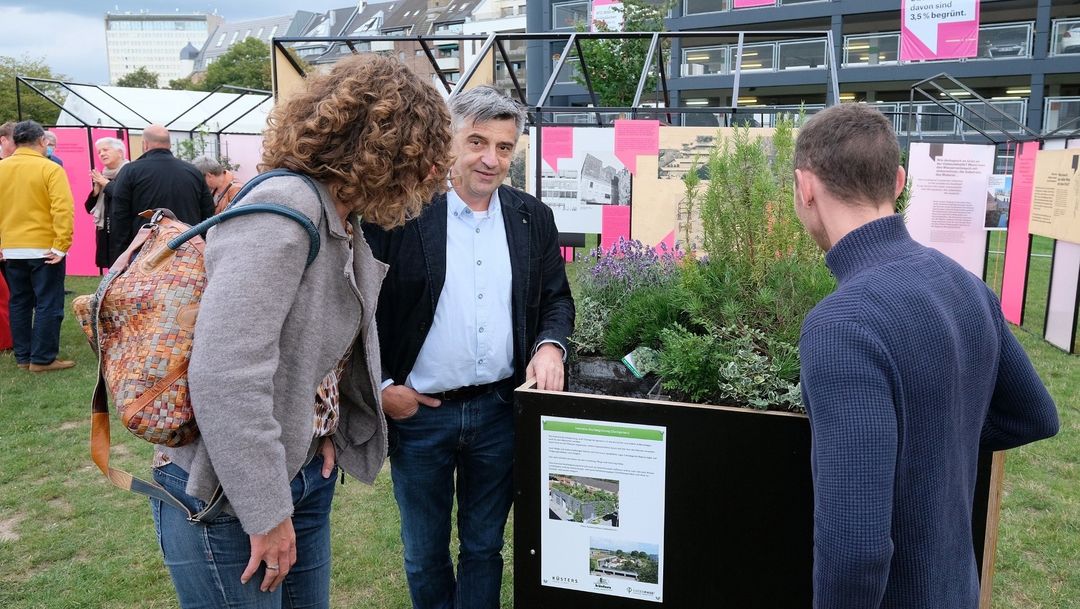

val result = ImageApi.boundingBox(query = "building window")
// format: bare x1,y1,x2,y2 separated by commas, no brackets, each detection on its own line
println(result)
684,0,728,16
552,1,589,30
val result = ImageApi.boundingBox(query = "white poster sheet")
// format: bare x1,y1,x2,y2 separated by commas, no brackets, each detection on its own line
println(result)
540,416,666,602
907,142,995,276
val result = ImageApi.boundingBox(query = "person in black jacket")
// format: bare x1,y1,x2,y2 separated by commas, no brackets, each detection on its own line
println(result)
108,124,214,261
362,85,574,609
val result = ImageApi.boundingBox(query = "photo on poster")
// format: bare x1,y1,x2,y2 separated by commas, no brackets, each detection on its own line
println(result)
548,474,620,527
589,538,660,585
532,128,631,234
985,175,1013,230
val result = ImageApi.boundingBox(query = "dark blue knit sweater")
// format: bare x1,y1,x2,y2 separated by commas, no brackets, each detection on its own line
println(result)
799,214,1059,609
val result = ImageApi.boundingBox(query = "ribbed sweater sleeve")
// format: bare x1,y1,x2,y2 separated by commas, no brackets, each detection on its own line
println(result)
800,320,897,609
982,309,1060,450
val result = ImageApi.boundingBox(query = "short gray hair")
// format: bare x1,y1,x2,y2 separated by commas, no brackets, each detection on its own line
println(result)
94,136,126,156
43,131,57,145
192,155,225,176
449,85,527,135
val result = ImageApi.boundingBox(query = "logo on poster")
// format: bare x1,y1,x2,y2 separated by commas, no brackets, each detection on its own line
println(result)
594,577,613,591
551,575,579,584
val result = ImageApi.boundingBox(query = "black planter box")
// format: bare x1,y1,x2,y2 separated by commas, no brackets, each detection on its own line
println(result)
513,382,1001,608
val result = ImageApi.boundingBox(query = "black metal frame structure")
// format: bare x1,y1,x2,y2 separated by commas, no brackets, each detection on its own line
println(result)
15,76,271,136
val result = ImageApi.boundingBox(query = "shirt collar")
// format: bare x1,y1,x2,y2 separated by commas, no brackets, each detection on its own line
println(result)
447,187,501,221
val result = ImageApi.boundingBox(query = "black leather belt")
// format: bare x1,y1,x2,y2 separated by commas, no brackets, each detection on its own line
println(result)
429,378,511,402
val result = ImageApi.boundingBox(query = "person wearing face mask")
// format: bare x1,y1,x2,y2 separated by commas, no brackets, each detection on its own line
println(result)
43,131,63,166
84,137,128,270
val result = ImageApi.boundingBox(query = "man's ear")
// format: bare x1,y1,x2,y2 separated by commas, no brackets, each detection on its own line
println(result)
794,168,814,208
894,166,906,200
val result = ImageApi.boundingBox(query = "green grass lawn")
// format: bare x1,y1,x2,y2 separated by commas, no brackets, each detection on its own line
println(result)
0,273,1076,608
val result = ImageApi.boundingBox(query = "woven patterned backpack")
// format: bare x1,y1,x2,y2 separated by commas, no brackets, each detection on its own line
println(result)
73,169,322,507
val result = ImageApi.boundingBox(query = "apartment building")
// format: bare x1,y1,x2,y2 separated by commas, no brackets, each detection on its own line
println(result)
105,11,222,85
525,0,1080,161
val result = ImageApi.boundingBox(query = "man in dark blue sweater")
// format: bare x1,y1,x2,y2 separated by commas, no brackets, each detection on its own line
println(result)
793,104,1059,608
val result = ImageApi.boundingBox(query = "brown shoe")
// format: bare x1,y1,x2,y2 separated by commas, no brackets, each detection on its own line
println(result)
29,359,76,372
17,363,30,370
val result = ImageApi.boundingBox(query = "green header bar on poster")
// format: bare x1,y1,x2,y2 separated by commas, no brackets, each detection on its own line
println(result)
543,420,663,441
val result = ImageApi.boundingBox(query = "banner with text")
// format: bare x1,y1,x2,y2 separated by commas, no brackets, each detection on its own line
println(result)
901,0,980,61
1029,147,1080,245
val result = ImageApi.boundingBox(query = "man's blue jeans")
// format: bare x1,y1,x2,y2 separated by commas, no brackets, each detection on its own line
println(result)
150,454,337,609
5,257,65,365
389,384,516,609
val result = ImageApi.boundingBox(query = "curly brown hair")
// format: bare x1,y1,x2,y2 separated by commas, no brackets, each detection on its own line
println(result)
261,54,453,229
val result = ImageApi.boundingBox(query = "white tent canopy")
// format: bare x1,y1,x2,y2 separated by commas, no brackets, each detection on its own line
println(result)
54,84,272,134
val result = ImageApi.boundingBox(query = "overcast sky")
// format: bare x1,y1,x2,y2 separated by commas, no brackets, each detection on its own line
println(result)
0,2,349,83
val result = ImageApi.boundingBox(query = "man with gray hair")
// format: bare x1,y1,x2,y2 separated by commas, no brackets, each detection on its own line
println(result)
363,85,574,608
107,124,214,261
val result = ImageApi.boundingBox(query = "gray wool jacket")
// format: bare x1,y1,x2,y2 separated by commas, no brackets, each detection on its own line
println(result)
160,174,388,535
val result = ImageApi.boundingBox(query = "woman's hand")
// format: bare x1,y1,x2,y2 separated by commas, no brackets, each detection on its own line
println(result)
90,170,109,193
241,517,296,592
319,436,336,479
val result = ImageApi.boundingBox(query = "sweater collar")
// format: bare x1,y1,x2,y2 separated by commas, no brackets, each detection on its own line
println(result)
825,214,919,285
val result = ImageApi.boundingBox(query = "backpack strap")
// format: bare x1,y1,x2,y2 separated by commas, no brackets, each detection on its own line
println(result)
168,169,324,268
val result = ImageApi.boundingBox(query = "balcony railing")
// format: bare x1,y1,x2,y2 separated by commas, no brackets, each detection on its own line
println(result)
1050,18,1080,56
681,37,828,76
893,100,1028,136
1044,96,1080,132
843,22,1032,67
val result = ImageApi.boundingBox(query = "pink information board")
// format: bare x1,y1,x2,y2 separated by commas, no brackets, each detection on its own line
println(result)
1000,141,1038,325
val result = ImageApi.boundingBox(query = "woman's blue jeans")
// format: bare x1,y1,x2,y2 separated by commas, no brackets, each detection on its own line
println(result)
150,455,337,609
388,385,516,609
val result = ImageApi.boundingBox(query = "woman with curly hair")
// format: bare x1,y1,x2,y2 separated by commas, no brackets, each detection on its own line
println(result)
148,54,453,608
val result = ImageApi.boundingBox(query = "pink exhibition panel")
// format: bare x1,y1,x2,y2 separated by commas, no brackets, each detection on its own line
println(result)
900,0,980,62
600,205,632,252
1000,141,1038,324
613,119,659,176
219,134,264,184
541,127,573,173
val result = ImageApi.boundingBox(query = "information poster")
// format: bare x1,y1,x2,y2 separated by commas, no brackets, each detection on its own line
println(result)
907,142,995,276
540,416,666,603
1029,148,1080,245
900,0,980,61
591,0,624,31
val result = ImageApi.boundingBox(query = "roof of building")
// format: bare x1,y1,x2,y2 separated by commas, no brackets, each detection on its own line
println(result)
194,14,294,72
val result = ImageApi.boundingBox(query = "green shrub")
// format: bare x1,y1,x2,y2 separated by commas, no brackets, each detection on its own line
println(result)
601,286,684,359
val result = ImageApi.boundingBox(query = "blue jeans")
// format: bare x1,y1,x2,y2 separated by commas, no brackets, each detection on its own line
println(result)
151,454,337,609
389,384,516,609
5,257,65,365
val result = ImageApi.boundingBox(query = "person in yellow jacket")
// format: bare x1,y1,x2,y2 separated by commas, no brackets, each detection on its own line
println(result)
0,120,75,372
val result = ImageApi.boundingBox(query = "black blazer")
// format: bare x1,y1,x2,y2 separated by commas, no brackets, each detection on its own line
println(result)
362,185,575,387
108,149,215,262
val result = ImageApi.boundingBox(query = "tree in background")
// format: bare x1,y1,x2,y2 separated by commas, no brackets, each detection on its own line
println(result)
204,37,272,91
0,55,68,124
572,0,672,108
116,66,160,89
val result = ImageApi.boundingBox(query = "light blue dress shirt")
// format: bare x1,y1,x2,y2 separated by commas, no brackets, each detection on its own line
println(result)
405,189,514,394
